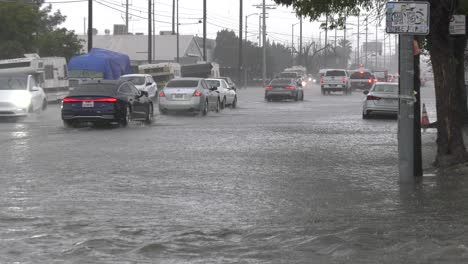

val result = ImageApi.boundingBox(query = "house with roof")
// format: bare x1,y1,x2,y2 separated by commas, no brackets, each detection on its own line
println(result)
78,34,216,66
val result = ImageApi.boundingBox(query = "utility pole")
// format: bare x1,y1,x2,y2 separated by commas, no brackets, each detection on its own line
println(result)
172,0,175,34
262,0,266,86
324,14,328,67
299,15,302,66
125,0,129,33
148,0,152,63
357,15,360,65
259,15,262,46
375,22,378,69
153,0,155,62
83,17,86,36
365,17,368,67
238,0,243,88
203,0,207,61
87,0,92,52
176,0,179,63
398,35,415,183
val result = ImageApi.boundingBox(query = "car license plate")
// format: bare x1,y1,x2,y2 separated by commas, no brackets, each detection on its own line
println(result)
82,101,94,107
173,94,184,99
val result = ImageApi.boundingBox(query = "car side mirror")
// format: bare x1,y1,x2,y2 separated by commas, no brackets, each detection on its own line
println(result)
141,90,149,97
146,82,152,86
363,90,369,95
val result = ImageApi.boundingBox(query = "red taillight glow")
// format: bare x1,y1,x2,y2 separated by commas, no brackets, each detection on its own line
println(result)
265,86,273,90
342,77,347,84
285,86,296,90
320,77,324,84
367,95,381,101
193,90,202,97
62,97,117,103
159,91,165,97
368,79,373,84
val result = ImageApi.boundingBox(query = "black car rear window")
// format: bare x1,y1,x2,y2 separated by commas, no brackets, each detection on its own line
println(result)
68,84,117,96
270,79,292,85
326,70,346,77
166,80,199,88
350,72,374,79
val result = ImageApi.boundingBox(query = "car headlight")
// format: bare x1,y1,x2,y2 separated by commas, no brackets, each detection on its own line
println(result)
302,81,306,87
308,77,312,81
11,94,32,108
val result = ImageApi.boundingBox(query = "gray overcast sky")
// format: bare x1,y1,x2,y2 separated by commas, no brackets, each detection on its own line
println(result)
50,0,391,53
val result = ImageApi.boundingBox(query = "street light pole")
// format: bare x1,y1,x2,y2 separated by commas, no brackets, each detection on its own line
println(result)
262,0,266,86
148,0,152,63
87,0,92,52
203,0,207,61
176,0,179,63
239,0,243,88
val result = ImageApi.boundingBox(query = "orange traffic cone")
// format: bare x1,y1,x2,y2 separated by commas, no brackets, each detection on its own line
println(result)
421,103,430,130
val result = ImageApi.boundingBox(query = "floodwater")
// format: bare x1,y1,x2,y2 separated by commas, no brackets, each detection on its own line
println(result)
1,85,467,263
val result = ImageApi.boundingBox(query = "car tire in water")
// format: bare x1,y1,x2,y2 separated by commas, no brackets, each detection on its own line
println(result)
231,96,237,108
145,104,154,124
120,105,131,127
301,92,304,101
221,97,226,110
63,120,75,128
201,100,208,116
362,111,370,119
215,99,220,113
42,99,48,110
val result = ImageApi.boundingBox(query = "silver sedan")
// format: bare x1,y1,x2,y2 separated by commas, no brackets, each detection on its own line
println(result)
158,78,220,115
362,82,399,119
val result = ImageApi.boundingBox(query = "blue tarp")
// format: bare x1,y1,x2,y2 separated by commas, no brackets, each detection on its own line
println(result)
68,48,132,80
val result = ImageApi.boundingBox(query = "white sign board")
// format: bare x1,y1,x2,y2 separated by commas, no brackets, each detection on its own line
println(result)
450,15,466,35
386,2,430,35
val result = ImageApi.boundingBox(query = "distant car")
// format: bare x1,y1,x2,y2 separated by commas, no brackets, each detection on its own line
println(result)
61,80,154,127
158,78,220,115
206,78,237,109
0,75,47,118
320,69,351,95
219,77,237,90
362,82,399,119
265,78,304,102
120,74,158,101
349,70,376,91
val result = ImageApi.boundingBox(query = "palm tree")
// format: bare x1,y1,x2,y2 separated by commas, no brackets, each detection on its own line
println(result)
335,39,353,68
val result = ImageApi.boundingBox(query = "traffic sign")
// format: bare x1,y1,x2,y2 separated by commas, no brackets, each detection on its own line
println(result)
386,2,430,35
450,15,466,35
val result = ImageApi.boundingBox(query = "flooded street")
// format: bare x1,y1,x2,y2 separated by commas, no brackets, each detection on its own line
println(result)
1,84,468,263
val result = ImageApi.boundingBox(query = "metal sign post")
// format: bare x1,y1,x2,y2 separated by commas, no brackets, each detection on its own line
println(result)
386,1,430,183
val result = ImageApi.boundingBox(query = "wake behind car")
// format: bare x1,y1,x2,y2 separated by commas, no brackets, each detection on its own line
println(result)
265,78,304,102
0,75,47,118
61,80,154,127
362,82,399,119
158,78,221,115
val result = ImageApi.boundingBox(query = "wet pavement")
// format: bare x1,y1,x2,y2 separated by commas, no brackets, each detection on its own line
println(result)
1,84,468,263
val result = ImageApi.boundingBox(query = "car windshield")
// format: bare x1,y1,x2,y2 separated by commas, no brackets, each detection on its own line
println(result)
206,80,221,87
120,76,145,85
0,76,27,90
68,84,117,96
326,70,346,77
350,72,374,79
373,84,398,93
166,80,199,88
270,79,292,85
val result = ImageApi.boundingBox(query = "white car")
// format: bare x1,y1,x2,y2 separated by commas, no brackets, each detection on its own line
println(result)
205,78,237,109
362,82,399,119
0,75,47,118
120,74,158,101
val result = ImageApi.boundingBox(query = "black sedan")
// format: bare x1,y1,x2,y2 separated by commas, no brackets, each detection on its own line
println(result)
61,80,154,127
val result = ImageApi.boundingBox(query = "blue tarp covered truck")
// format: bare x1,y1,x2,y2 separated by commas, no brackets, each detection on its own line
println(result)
68,48,131,82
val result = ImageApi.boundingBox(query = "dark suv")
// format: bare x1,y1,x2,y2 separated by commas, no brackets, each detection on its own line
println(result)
349,70,376,91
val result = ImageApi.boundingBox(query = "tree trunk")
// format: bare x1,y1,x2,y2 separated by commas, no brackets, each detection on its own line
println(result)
428,0,468,167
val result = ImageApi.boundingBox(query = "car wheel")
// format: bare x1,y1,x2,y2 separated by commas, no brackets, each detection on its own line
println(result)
159,108,167,115
231,96,237,108
215,99,220,113
202,100,208,116
120,105,131,127
145,104,154,124
362,111,369,119
221,97,226,110
42,99,48,110
294,93,299,101
63,120,75,128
